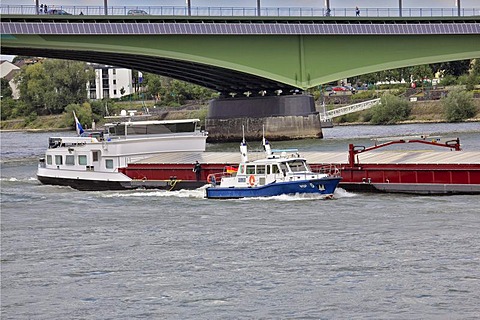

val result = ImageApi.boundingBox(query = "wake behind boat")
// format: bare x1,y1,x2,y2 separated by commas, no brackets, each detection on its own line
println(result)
205,135,342,199
37,112,207,190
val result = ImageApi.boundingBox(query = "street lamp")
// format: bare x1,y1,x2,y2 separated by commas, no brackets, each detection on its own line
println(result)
186,0,191,16
35,0,39,15
325,0,330,16
257,0,261,16
104,0,108,15
399,0,402,17
456,0,461,16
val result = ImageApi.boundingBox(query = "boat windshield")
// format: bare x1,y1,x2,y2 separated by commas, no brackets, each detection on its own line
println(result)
286,159,309,172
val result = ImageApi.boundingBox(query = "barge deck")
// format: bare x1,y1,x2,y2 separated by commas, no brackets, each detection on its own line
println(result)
120,148,480,194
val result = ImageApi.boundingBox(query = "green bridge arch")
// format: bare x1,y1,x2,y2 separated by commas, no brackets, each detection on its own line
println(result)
2,16,479,94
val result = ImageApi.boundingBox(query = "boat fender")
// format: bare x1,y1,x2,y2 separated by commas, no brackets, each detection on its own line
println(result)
248,175,256,186
207,174,216,184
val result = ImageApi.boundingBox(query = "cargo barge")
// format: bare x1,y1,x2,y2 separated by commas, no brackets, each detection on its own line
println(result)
121,137,480,195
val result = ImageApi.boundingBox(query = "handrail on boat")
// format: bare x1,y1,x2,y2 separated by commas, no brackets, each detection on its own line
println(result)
310,164,341,176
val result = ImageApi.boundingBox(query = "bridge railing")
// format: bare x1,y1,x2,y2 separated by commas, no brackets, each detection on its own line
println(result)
320,98,382,122
1,5,479,17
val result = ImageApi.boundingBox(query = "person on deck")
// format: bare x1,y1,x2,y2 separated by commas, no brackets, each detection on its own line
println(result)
193,161,202,181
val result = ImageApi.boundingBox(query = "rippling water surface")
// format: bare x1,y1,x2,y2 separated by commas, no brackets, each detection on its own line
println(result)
1,123,479,319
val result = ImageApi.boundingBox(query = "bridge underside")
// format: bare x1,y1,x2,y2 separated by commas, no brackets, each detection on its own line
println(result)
1,46,297,97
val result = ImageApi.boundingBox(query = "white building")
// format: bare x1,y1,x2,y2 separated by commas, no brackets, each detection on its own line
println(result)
87,65,133,100
0,60,21,99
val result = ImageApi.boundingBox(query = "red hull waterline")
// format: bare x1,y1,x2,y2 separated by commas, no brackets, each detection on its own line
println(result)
119,150,480,195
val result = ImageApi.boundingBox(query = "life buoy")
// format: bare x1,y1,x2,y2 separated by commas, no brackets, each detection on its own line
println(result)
248,175,256,186
207,174,216,184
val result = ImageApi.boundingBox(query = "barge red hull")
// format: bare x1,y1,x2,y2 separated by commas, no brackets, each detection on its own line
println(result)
119,156,480,194
336,163,480,194
119,139,479,194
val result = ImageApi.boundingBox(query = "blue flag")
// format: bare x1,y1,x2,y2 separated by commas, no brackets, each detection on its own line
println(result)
73,111,84,136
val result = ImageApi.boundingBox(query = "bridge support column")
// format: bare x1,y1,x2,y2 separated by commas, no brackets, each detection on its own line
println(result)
205,95,323,142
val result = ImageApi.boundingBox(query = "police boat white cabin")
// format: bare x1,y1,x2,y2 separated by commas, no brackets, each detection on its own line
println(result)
37,115,207,191
205,137,342,199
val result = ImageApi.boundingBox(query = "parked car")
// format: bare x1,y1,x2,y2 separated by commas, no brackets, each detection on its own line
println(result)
343,85,357,94
47,9,71,15
127,9,148,15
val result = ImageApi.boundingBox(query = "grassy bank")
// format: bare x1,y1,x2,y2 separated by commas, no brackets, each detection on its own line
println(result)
331,98,480,125
1,99,479,132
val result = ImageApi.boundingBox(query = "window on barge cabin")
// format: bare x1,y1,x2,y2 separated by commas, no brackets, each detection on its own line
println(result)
65,155,75,165
256,165,266,174
110,122,197,136
105,159,114,169
78,155,87,165
132,123,196,135
47,155,52,165
92,151,99,162
55,155,63,165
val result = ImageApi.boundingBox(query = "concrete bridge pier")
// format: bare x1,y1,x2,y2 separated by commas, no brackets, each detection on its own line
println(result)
205,95,323,142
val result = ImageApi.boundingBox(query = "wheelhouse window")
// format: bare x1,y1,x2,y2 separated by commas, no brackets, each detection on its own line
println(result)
256,165,266,174
47,155,52,165
105,159,114,169
65,155,75,165
55,155,63,165
92,151,99,162
246,165,255,174
287,160,308,172
78,155,87,165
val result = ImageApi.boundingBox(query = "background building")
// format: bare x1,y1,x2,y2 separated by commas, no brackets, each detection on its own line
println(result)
0,60,21,99
88,64,133,100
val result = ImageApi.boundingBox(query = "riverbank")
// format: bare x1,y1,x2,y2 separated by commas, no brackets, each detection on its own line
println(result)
1,99,479,132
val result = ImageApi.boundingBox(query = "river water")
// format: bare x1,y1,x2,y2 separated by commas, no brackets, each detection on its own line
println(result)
1,123,479,319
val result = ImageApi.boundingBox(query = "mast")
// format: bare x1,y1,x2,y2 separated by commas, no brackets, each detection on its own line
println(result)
262,125,272,157
240,125,248,162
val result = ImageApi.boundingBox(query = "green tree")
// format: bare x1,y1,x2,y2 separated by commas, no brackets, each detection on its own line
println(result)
442,90,476,122
465,59,480,91
144,73,163,102
431,60,471,77
16,59,94,115
410,64,433,85
1,78,13,98
64,102,93,129
0,98,16,120
370,94,411,124
471,59,480,77
15,62,48,116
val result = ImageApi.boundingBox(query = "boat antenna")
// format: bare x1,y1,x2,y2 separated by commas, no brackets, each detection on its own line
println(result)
240,125,248,162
